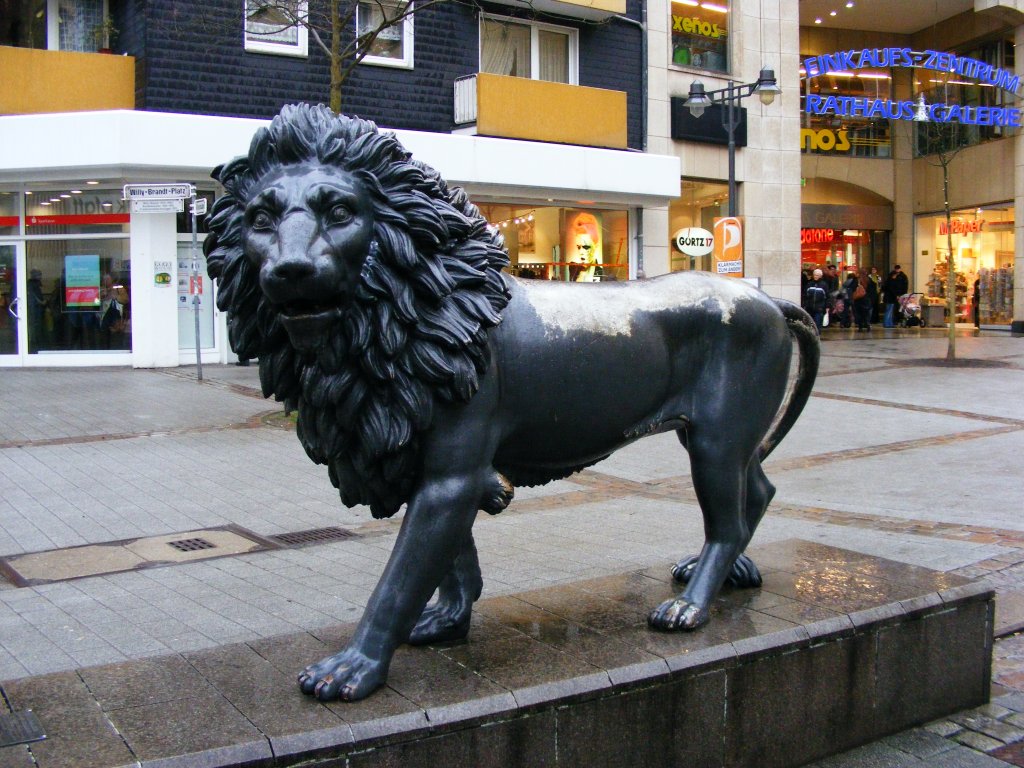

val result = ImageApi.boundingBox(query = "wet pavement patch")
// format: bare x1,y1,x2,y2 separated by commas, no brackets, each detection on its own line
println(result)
0,710,45,747
0,526,279,587
893,357,1017,368
990,741,1024,766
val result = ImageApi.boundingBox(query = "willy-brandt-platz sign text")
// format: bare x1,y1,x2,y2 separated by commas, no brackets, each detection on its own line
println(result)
803,48,1022,127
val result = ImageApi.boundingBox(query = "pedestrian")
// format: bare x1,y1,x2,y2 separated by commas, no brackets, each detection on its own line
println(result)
825,264,839,295
853,268,877,331
805,268,829,331
869,267,882,323
839,270,857,328
882,264,909,327
973,278,981,328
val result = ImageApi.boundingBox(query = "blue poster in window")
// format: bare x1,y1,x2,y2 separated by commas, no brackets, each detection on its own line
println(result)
65,255,100,309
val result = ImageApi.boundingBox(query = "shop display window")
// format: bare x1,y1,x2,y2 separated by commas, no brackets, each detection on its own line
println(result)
799,228,883,274
800,67,892,158
25,238,131,354
668,179,728,272
25,188,128,235
670,1,728,73
479,204,629,282
914,205,1014,325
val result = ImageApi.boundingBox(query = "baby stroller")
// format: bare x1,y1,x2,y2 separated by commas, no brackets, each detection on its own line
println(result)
897,293,925,327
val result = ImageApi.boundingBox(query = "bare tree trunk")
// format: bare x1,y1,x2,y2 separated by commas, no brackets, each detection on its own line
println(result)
943,165,956,361
330,0,342,113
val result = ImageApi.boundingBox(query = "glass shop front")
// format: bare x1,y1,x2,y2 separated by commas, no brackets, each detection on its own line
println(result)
1,186,132,361
914,204,1015,327
478,204,631,282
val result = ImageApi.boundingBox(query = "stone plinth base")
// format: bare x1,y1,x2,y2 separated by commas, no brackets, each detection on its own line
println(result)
0,540,993,768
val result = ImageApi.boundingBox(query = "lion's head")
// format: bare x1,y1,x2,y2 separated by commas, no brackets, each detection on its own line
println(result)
205,104,511,518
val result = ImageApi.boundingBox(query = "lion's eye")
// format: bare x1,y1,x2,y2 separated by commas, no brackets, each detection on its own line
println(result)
251,210,275,231
327,204,353,225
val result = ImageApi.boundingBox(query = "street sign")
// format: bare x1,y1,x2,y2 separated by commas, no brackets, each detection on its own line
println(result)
191,198,208,216
131,198,184,214
122,183,192,201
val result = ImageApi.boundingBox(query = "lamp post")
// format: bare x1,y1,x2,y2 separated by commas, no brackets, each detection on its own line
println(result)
683,67,781,218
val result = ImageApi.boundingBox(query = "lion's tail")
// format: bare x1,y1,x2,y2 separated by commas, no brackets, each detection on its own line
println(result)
758,299,820,461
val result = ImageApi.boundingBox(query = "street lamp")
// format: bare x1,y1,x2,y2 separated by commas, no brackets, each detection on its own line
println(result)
683,67,781,217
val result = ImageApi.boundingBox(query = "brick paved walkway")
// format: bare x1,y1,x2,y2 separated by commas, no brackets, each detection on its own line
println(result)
1,327,1023,766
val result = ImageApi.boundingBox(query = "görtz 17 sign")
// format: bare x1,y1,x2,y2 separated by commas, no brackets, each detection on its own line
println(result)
673,227,715,257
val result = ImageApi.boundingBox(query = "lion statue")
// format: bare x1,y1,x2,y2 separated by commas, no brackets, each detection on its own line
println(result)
205,103,820,702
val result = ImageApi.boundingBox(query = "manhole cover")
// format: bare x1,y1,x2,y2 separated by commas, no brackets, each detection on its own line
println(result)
0,526,278,587
0,710,45,747
167,538,217,553
271,527,355,547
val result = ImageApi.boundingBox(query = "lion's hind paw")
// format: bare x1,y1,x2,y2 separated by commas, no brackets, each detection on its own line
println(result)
647,598,709,631
408,604,471,646
298,649,385,702
672,553,763,588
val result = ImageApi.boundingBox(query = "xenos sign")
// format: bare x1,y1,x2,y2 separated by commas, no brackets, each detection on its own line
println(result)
800,128,850,153
671,16,724,39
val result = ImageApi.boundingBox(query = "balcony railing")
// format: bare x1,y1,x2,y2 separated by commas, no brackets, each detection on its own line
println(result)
453,73,628,150
0,46,135,114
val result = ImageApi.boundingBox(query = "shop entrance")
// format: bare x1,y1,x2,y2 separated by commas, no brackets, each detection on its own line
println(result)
0,242,25,363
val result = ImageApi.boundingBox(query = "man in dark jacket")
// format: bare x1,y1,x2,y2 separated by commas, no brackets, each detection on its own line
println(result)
805,268,830,330
883,264,909,327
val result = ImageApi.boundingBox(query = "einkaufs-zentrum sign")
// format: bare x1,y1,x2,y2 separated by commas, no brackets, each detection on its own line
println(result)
803,48,1022,127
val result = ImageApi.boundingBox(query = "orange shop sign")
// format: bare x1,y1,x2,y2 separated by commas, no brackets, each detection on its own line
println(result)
801,228,836,244
938,218,985,235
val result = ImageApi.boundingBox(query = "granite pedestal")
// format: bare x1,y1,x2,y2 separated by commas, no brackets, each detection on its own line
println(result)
0,539,993,768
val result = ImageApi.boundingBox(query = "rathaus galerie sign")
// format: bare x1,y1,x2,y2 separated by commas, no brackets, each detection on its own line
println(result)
803,47,1023,127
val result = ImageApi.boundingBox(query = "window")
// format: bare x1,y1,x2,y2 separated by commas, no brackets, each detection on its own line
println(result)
481,16,577,85
357,0,414,68
1,0,110,53
245,0,309,58
801,68,893,158
670,0,728,73
479,204,629,282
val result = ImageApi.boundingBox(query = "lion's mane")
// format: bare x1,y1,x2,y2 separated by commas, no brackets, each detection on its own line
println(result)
205,104,511,518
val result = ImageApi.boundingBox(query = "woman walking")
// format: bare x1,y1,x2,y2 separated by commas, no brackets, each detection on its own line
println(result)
853,267,877,331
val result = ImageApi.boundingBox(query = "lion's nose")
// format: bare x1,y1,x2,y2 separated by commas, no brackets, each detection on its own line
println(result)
269,256,316,282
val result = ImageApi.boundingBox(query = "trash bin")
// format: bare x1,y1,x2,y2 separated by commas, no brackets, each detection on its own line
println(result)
924,304,945,327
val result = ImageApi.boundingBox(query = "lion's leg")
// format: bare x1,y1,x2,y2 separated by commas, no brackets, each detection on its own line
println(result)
650,433,750,631
672,453,772,590
408,532,483,645
298,476,483,701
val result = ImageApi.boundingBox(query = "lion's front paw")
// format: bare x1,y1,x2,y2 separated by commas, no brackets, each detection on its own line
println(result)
408,604,471,646
647,598,709,631
297,648,386,702
672,553,763,588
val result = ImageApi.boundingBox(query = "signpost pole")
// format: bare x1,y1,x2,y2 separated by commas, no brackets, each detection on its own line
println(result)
190,187,203,382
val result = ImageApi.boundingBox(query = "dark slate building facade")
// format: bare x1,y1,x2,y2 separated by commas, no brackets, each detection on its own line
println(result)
111,0,644,149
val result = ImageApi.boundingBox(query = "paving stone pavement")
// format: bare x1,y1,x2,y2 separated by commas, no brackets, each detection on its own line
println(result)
0,326,1023,766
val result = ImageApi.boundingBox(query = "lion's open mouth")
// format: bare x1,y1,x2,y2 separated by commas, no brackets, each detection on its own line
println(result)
277,304,342,351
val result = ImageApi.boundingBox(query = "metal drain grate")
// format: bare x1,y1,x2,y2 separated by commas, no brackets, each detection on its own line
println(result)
271,527,355,547
167,537,217,553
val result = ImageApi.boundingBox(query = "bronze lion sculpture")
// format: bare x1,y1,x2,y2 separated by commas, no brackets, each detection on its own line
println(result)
205,103,820,702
